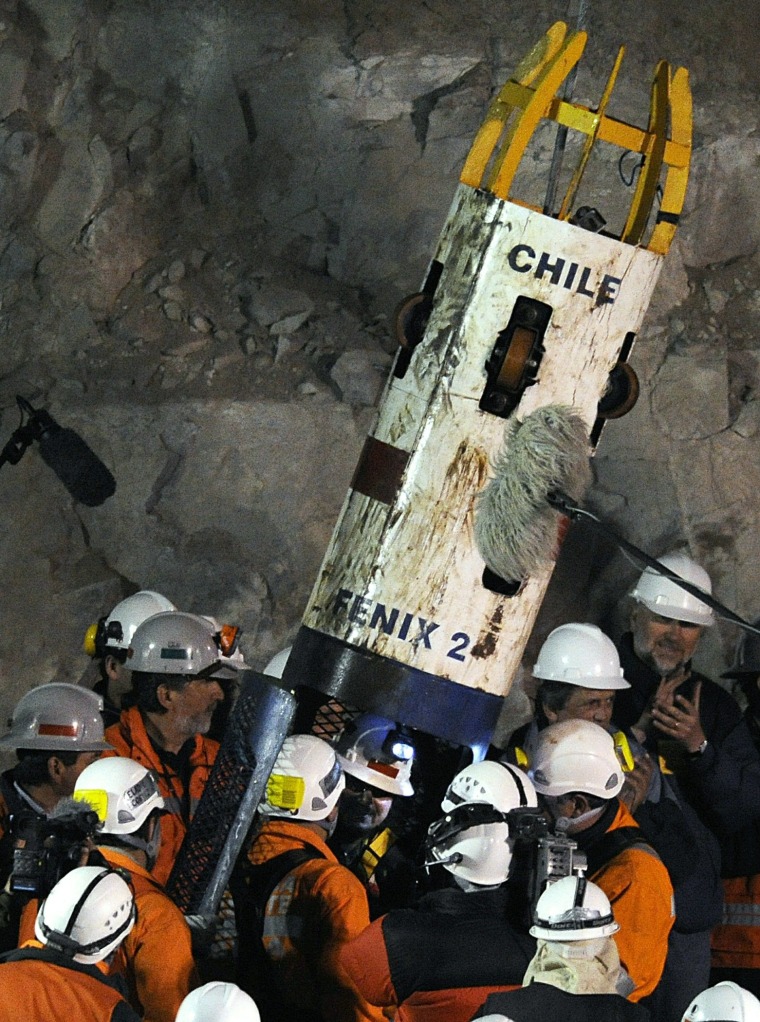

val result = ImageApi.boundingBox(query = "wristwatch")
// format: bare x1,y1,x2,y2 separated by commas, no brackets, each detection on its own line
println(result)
689,739,708,757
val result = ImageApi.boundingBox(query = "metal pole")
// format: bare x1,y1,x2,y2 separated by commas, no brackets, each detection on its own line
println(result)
543,0,590,216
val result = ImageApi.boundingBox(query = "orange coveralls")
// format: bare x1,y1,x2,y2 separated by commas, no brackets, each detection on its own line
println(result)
712,875,760,969
245,818,386,1022
105,706,218,885
98,847,199,1022
0,940,141,1021
17,847,198,1022
590,801,675,1001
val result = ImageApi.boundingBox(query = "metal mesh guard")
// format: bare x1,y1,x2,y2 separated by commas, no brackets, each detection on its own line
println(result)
166,673,295,914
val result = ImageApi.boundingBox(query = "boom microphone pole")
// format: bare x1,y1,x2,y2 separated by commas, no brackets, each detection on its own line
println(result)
0,396,116,506
546,490,760,638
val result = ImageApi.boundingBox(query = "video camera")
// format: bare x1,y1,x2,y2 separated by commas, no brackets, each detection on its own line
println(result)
506,807,587,909
424,803,586,912
10,802,101,900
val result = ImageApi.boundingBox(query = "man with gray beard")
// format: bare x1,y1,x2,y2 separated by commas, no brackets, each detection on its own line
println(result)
613,551,759,829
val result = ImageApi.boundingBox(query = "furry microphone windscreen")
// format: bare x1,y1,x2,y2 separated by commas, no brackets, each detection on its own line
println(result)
474,404,591,583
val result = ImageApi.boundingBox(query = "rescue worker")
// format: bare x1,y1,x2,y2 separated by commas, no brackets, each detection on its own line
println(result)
503,623,721,1021
175,981,261,1022
331,713,415,909
501,623,631,764
529,718,674,1002
682,981,760,1022
0,864,140,1021
83,590,177,726
613,552,759,820
708,619,760,997
472,876,651,1021
236,733,385,1022
105,610,245,886
73,756,199,1022
337,761,539,1022
0,683,111,949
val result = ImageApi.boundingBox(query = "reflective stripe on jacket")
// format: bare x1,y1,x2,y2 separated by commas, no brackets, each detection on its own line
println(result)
712,875,760,969
246,818,385,1022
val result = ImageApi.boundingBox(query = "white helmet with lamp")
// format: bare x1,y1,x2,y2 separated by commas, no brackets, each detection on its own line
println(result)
530,875,619,940
426,766,539,886
334,714,415,797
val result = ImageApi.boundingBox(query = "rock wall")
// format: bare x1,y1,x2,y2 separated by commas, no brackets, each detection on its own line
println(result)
1,0,759,731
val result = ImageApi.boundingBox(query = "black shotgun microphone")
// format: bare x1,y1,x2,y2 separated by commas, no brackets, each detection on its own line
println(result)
37,412,116,507
1,397,116,507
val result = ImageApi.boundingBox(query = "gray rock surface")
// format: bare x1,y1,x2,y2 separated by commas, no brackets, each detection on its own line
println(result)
0,0,758,737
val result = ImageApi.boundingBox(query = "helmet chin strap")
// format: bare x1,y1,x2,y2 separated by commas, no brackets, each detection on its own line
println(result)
109,814,161,870
318,814,339,840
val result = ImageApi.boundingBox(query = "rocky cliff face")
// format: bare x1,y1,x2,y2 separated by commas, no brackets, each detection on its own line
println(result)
1,0,758,727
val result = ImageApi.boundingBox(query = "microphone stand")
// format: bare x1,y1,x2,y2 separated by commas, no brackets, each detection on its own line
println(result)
547,490,760,637
0,396,46,471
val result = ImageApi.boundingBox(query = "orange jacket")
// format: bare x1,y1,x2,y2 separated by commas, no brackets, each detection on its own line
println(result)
0,940,141,1021
589,801,674,1002
104,706,218,885
16,847,198,1022
245,818,386,1022
711,874,760,969
98,847,198,1022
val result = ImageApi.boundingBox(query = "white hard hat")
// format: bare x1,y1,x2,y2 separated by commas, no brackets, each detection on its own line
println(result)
683,982,760,1022
175,982,261,1022
35,866,136,965
530,876,619,940
529,719,624,799
0,683,112,752
533,623,630,690
630,551,714,627
261,734,345,822
127,611,245,676
429,765,538,886
335,714,414,797
264,646,292,679
83,590,177,658
442,760,537,813
73,757,164,835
